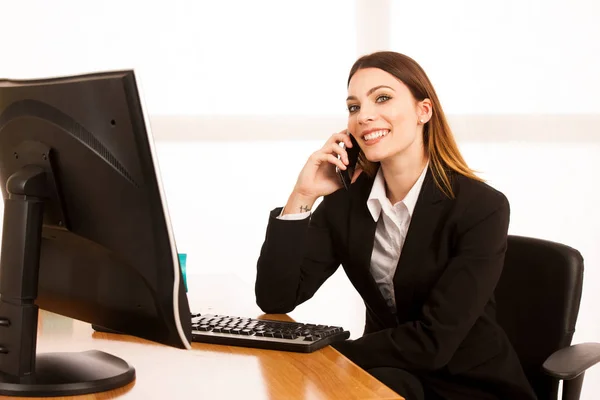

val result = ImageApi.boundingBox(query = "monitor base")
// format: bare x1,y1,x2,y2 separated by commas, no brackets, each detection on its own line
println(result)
0,350,135,397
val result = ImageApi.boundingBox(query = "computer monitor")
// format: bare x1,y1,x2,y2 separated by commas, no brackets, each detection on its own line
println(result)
0,70,192,396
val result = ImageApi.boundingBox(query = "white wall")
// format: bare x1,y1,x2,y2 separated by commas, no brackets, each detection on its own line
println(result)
1,0,599,398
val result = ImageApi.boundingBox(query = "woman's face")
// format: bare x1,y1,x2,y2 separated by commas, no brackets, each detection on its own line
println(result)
346,67,429,164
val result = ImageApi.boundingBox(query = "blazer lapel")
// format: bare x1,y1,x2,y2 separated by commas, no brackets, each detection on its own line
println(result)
347,174,397,327
393,168,449,321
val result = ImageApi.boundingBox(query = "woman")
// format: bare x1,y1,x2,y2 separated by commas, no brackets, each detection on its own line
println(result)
255,51,537,400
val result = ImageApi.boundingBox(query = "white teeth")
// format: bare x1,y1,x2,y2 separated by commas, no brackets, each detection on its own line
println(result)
363,130,389,141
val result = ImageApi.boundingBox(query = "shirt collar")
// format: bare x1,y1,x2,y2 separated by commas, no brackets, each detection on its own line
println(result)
366,162,429,222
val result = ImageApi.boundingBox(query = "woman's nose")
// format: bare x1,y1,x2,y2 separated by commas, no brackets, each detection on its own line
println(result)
357,106,376,124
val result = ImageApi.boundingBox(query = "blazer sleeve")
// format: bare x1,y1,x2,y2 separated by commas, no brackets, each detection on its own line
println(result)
334,193,510,372
255,196,340,314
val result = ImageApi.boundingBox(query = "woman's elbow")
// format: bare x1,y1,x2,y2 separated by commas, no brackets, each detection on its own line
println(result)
255,292,297,314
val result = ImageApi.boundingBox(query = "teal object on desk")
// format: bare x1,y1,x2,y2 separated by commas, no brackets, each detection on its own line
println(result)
178,253,188,292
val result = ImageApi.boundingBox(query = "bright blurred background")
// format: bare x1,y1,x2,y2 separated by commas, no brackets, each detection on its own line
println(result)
1,0,599,397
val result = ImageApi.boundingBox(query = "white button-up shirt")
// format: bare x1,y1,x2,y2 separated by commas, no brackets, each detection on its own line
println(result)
366,164,428,313
278,163,429,314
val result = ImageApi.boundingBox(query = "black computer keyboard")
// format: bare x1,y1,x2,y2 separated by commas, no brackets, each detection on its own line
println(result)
191,313,350,353
92,314,350,353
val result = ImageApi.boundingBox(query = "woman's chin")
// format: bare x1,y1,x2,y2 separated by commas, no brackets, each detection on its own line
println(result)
363,150,387,163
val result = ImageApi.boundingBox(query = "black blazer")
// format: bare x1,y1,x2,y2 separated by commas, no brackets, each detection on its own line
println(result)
255,168,537,400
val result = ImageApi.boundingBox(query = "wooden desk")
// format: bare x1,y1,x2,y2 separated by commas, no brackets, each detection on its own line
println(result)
2,274,401,400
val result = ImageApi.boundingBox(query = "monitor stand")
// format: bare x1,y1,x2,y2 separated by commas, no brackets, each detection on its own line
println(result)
0,164,135,397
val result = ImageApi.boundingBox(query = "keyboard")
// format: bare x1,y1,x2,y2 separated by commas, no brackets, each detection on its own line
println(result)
191,313,350,353
92,314,350,353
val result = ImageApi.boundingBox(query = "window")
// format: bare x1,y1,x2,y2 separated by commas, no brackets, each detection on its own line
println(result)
390,0,600,114
0,0,357,116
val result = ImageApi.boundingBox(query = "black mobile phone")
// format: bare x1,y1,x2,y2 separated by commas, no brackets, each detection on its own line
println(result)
336,133,360,190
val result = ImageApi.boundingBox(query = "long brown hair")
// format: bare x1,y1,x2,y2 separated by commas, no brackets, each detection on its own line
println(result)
348,51,482,198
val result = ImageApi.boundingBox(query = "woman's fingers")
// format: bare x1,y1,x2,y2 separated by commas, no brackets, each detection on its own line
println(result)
327,130,354,149
311,151,346,171
328,142,348,164
321,130,355,164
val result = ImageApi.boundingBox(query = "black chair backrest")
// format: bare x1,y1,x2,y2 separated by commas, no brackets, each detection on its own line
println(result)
495,235,584,400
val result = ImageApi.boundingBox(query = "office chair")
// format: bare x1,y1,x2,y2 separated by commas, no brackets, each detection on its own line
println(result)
495,235,600,400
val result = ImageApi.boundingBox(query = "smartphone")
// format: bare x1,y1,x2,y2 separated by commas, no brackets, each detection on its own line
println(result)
336,133,360,190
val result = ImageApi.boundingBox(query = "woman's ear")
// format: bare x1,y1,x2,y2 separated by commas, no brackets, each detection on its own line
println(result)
418,98,433,123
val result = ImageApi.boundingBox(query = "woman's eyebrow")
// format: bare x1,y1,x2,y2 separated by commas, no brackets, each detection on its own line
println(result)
346,85,395,101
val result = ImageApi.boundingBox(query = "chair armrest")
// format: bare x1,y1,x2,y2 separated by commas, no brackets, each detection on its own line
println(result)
543,342,600,380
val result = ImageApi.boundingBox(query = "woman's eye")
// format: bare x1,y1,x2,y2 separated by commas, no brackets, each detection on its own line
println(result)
348,105,359,113
376,95,391,103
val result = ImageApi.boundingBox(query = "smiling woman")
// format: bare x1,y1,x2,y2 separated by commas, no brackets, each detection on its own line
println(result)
255,51,538,400
346,52,482,200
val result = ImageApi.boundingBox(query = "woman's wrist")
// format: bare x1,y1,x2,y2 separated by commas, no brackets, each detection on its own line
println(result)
282,191,318,216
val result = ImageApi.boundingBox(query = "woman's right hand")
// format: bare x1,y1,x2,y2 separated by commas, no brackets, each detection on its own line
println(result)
281,130,360,215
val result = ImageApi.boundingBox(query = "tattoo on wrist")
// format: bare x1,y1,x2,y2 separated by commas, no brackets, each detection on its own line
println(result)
300,205,311,213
